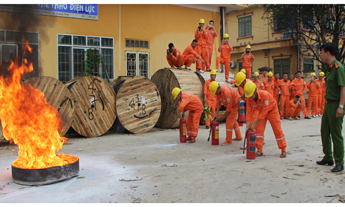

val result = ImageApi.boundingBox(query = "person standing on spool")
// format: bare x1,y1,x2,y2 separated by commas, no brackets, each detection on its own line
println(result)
166,43,184,69
317,42,345,172
240,45,255,79
205,20,217,72
209,81,243,145
195,18,209,73
306,72,320,118
253,72,264,90
172,87,203,143
216,33,233,83
183,39,204,70
204,69,218,129
243,81,287,158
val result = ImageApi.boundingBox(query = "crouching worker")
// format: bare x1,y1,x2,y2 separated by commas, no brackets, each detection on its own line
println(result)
286,95,302,120
244,81,287,158
209,81,243,145
172,87,203,143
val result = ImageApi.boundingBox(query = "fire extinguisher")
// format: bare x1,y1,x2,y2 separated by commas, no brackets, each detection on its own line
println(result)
237,98,246,126
180,116,187,143
243,129,256,159
207,119,219,145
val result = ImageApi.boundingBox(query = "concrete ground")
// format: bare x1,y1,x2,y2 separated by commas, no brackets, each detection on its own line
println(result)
0,115,345,203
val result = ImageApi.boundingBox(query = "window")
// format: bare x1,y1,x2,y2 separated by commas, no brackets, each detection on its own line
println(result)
0,30,39,79
238,16,252,37
274,58,290,78
303,58,314,72
126,51,149,78
57,34,114,83
303,20,313,30
125,39,149,48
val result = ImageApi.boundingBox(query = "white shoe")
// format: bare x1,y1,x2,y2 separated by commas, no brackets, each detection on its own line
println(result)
186,66,191,70
318,114,321,117
216,68,219,72
312,115,317,118
197,69,204,74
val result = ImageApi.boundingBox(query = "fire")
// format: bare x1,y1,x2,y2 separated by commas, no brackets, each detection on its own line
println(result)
0,39,78,169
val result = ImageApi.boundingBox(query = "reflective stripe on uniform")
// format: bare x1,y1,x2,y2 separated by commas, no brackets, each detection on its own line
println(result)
276,137,285,141
226,129,233,132
256,136,265,138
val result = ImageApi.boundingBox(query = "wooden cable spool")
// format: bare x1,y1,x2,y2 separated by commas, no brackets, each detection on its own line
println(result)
111,76,161,133
66,76,116,138
151,68,203,128
0,120,4,143
195,71,237,123
24,76,75,136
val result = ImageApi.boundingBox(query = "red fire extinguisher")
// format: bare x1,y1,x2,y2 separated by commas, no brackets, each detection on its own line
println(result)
243,129,256,159
237,98,246,126
207,119,219,145
180,116,187,143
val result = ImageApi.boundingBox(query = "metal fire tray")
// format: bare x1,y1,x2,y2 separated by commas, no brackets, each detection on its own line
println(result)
12,159,79,186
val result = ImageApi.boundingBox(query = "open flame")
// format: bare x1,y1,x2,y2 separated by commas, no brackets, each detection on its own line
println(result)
0,39,78,169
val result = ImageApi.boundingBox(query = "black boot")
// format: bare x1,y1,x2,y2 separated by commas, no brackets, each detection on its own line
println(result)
316,160,334,166
331,166,344,172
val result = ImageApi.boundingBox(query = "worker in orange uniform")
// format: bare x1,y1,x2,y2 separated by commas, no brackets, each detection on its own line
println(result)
183,39,205,70
240,45,255,79
286,95,302,120
263,72,275,96
273,72,280,105
289,73,295,100
204,69,218,129
195,18,209,73
216,33,233,83
260,70,268,79
166,43,184,69
291,71,311,119
318,72,326,115
209,81,243,145
244,81,287,158
172,87,203,143
234,71,251,98
306,72,320,118
276,72,291,119
253,72,264,90
205,20,217,71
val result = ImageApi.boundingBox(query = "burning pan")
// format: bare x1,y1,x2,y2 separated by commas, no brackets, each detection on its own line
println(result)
12,159,79,186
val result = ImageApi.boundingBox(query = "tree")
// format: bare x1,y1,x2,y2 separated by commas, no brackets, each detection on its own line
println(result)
261,4,345,68
83,48,103,76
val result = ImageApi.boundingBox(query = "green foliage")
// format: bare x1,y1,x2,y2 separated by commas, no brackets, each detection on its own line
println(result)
203,103,212,122
83,48,103,76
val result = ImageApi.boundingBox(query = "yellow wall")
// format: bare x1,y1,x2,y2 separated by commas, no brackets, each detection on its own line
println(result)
0,4,221,81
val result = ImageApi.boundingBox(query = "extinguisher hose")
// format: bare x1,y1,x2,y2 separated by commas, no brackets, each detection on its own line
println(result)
243,129,249,154
207,120,213,142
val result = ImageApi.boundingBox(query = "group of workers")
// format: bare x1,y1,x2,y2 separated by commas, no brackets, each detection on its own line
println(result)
166,18,255,83
171,42,345,173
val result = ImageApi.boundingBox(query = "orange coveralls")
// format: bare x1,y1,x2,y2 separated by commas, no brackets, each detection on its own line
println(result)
263,79,275,96
166,48,184,67
306,80,319,116
178,92,203,140
231,79,251,96
206,28,217,70
204,79,217,126
241,53,254,79
260,74,268,79
216,43,233,81
318,78,326,115
246,90,287,153
216,85,242,143
277,79,291,117
195,29,209,71
286,99,302,118
272,77,280,105
253,80,264,90
183,44,201,67
291,78,308,117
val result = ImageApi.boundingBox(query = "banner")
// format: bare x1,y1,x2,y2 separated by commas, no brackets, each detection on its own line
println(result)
0,4,98,20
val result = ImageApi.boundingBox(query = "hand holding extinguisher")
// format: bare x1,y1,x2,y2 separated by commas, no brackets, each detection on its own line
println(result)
243,129,256,159
179,114,187,143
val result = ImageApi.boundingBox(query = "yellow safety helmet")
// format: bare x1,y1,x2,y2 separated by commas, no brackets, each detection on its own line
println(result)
246,45,251,49
235,72,246,86
210,69,217,75
240,69,246,74
268,72,273,77
223,33,229,39
199,18,205,24
172,87,181,99
253,72,259,77
311,72,316,77
209,81,219,95
319,72,325,77
244,81,257,98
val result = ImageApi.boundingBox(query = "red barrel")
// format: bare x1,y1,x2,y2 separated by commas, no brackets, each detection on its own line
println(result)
211,121,219,145
246,129,256,159
180,118,187,143
238,99,246,126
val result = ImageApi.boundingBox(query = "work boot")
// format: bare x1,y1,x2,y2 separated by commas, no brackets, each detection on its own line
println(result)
221,140,232,145
205,125,210,129
186,66,191,70
232,137,242,141
331,166,344,172
316,160,334,166
305,116,311,119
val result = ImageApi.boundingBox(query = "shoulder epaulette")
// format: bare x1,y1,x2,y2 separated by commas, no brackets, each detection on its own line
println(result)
335,63,339,69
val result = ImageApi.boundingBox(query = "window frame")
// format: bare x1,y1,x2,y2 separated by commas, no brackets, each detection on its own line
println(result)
303,57,315,72
238,15,252,37
57,33,115,82
274,58,291,79
125,51,150,78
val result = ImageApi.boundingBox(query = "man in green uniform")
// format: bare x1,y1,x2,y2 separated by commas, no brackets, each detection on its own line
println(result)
317,43,345,172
